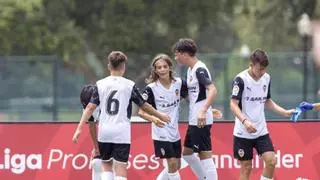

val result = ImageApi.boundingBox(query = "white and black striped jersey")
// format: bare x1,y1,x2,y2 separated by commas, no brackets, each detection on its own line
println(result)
231,69,271,139
90,76,145,144
187,61,214,125
142,78,188,142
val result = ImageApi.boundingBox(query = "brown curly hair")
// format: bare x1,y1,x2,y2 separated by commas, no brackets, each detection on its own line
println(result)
145,54,175,84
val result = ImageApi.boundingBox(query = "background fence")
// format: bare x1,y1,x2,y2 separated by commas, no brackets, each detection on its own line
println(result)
0,53,319,122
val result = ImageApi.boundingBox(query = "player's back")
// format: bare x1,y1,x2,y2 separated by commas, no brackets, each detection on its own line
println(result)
96,76,135,144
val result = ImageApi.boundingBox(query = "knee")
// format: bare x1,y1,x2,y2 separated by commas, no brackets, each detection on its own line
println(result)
241,162,252,175
167,159,179,173
265,157,277,169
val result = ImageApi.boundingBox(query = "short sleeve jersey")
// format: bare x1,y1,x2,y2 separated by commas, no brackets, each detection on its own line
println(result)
231,69,271,139
187,61,213,125
142,78,187,142
90,76,145,144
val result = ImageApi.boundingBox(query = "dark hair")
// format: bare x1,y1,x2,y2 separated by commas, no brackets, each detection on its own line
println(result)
80,84,96,108
172,38,197,57
106,51,127,69
146,54,174,84
250,49,269,67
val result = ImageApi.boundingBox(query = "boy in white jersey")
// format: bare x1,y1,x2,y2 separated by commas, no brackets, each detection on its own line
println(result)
138,54,188,180
230,49,295,180
173,38,218,180
73,51,170,180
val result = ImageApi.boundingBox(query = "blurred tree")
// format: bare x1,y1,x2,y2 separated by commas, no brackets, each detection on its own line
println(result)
0,0,318,84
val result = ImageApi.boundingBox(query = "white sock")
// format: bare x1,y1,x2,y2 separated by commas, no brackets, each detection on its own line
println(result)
201,158,218,180
260,176,273,180
114,176,127,180
101,171,113,180
183,154,206,179
168,171,181,180
92,158,103,180
157,168,169,180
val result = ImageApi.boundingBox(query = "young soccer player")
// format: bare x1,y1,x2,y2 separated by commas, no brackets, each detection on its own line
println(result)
173,38,218,180
73,51,170,180
138,54,188,180
230,49,295,180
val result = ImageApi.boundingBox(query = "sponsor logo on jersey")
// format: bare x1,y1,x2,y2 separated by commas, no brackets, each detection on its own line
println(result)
263,85,267,92
245,96,267,102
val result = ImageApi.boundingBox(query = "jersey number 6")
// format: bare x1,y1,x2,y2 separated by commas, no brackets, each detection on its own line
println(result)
106,90,119,115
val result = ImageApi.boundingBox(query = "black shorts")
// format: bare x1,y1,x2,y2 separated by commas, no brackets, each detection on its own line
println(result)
98,142,130,163
184,125,212,152
153,140,181,159
233,134,275,161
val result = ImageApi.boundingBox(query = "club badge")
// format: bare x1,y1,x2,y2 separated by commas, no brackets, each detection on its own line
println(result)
238,149,245,158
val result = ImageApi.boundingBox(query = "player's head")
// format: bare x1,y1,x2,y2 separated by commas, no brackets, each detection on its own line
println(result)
172,38,197,65
80,84,96,109
146,53,174,83
106,51,127,75
249,49,269,78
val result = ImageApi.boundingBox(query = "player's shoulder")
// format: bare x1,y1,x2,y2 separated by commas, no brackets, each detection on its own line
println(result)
147,82,157,89
234,70,247,80
261,72,271,81
119,76,135,86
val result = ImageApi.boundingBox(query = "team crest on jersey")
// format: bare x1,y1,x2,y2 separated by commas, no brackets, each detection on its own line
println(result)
189,75,193,82
160,148,166,156
175,89,179,96
142,93,148,101
238,149,245,158
263,85,267,92
232,85,240,96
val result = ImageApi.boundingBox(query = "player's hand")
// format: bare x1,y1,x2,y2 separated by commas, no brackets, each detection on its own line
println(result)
152,117,166,128
283,109,295,117
159,112,170,123
212,109,223,119
91,148,100,160
243,120,257,133
299,101,314,112
197,109,206,128
72,129,81,144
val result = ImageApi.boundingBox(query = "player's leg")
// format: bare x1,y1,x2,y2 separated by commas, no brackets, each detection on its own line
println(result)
233,136,254,180
112,143,130,180
91,157,102,180
98,142,114,180
166,139,182,180
255,134,276,180
197,125,217,180
154,140,181,180
183,125,206,179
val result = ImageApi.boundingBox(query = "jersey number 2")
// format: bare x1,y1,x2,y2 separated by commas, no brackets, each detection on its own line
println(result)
106,90,119,115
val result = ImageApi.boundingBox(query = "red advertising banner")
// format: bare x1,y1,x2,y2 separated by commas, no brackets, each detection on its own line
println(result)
0,122,319,180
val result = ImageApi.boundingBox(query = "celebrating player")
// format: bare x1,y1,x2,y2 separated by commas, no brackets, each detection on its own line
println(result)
138,53,188,180
230,49,295,180
173,38,218,180
73,51,170,180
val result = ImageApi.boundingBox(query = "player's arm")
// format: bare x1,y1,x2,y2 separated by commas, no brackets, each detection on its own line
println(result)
314,103,320,111
137,86,165,127
88,121,99,155
73,87,100,143
131,85,170,123
230,77,256,133
264,81,294,117
196,68,217,112
180,79,189,100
